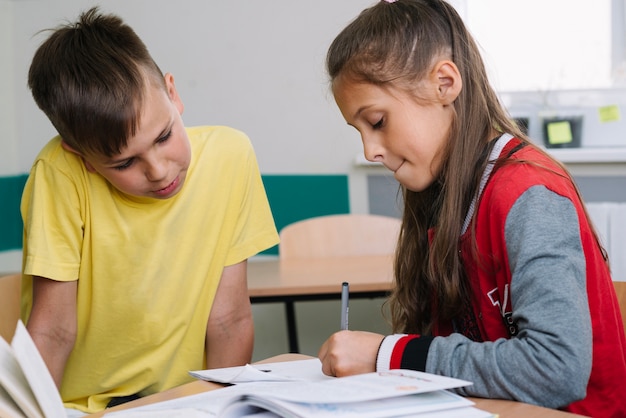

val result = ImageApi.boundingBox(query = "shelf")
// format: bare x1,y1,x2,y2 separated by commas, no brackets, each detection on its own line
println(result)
544,147,626,164
354,147,626,167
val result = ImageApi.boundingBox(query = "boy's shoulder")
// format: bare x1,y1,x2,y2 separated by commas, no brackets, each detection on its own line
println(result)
185,125,250,143
34,135,81,168
186,126,254,159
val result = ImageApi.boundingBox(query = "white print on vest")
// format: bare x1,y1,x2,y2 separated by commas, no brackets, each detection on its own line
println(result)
487,285,518,336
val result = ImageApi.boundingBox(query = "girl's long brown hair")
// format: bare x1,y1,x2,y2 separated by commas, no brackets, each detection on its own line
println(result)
326,0,589,334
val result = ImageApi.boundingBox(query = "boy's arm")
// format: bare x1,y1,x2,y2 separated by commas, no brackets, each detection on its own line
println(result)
205,260,254,368
26,276,78,390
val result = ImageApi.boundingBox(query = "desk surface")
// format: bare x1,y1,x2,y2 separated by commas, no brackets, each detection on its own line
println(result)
247,255,394,297
88,354,587,418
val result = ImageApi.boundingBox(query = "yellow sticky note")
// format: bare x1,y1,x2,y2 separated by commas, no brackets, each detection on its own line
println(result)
547,121,573,145
598,105,620,123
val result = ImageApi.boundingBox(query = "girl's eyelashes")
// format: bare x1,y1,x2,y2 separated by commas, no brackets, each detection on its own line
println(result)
372,117,385,129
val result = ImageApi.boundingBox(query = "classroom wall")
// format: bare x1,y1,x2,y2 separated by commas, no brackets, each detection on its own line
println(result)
0,0,387,359
0,1,19,177
5,0,372,174
1,0,377,271
3,1,625,358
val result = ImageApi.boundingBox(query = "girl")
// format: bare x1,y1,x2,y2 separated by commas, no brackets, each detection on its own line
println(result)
317,1,626,416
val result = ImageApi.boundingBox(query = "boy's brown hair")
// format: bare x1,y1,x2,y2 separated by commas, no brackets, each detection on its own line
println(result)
28,6,165,157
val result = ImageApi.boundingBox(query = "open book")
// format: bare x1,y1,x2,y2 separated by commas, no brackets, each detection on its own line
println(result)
0,320,67,418
1,322,494,418
214,372,494,418
107,360,495,418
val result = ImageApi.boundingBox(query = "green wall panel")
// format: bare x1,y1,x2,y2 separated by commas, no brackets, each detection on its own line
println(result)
0,174,350,256
0,174,27,251
261,174,350,255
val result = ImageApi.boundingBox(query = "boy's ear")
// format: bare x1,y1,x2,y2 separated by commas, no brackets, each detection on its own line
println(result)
61,141,97,173
164,73,185,115
432,60,462,105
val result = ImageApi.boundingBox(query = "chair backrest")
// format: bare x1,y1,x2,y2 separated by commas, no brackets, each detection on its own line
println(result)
614,281,626,335
278,214,401,260
0,273,21,342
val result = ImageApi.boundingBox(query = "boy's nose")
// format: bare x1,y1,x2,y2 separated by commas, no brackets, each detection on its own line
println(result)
145,158,167,182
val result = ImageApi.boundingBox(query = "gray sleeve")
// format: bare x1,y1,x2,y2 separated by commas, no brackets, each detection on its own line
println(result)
424,185,592,409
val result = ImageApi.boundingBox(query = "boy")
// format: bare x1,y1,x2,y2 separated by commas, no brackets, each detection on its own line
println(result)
21,7,279,414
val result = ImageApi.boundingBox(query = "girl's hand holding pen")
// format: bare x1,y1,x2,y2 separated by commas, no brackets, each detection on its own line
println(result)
318,330,384,377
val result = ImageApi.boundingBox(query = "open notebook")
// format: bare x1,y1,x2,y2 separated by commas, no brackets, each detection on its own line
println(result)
106,359,495,418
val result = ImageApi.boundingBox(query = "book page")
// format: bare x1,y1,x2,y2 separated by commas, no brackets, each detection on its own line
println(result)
11,321,66,418
219,369,471,404
189,358,331,384
0,384,29,418
220,390,475,418
0,333,43,418
108,370,472,417
105,384,257,417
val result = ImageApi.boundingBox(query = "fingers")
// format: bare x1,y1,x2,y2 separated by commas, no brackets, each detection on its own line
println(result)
318,338,334,376
318,331,346,376
318,330,383,377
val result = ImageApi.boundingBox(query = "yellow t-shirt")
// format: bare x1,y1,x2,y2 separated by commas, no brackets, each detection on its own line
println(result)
20,126,279,412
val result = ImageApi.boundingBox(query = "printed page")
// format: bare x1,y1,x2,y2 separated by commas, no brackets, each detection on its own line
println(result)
0,384,28,418
0,333,43,418
108,370,472,417
226,369,471,404
105,384,265,417
104,407,213,417
219,390,474,418
11,321,66,418
189,358,332,384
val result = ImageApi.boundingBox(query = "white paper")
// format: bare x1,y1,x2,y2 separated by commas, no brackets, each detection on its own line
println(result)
11,321,67,418
109,368,472,418
0,333,44,418
219,390,474,418
0,384,27,418
189,358,331,384
230,370,470,404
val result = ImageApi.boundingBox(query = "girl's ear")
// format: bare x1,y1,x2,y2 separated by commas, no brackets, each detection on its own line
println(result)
61,141,97,173
432,60,462,105
164,72,185,115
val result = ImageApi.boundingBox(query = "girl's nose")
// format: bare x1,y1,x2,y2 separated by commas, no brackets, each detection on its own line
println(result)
363,138,384,163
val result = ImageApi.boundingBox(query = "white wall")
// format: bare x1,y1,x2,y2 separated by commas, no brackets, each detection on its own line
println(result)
3,0,389,358
7,0,373,175
0,1,19,176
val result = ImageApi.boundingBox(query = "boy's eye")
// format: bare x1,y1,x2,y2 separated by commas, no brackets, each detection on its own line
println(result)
114,159,134,170
157,130,172,143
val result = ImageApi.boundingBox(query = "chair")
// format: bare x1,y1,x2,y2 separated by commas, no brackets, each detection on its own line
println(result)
276,214,401,352
614,281,626,334
279,214,401,260
0,273,22,342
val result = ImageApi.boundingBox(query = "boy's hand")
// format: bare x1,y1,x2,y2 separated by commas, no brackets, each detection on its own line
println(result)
318,330,384,377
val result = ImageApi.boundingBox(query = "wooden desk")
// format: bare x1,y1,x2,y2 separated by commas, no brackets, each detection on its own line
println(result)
87,354,587,418
247,256,394,353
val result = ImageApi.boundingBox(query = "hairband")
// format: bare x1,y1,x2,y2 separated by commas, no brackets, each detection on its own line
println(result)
382,0,398,3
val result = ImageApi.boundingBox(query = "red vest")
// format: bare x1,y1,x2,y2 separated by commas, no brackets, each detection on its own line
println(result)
455,140,626,416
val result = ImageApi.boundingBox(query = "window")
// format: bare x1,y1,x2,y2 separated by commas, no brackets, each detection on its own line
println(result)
453,0,617,92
